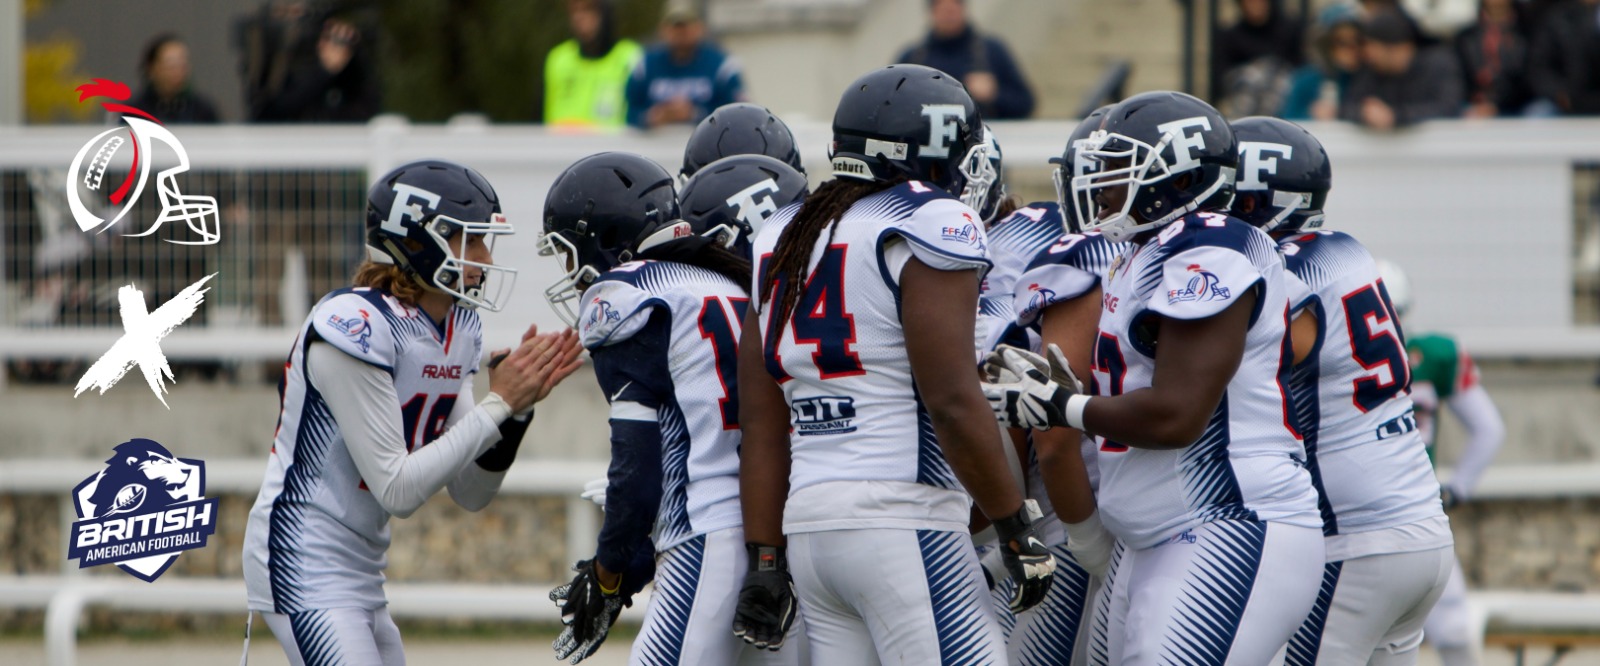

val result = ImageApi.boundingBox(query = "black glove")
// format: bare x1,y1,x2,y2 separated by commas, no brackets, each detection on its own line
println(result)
1440,485,1461,511
991,499,1058,613
732,544,798,651
549,559,625,664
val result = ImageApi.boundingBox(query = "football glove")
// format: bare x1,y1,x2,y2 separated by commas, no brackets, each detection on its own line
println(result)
992,499,1057,613
982,344,1086,431
1440,484,1464,510
732,544,797,651
550,559,625,664
580,477,608,508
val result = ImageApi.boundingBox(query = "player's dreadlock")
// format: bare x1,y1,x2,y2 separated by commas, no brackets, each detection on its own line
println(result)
992,195,1020,224
638,234,754,295
762,176,905,328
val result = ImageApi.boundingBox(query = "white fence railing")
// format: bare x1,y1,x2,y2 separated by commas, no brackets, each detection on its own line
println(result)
2,119,1600,360
2,458,1599,665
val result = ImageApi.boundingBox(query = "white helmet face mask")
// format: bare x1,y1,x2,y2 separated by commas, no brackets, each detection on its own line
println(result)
427,213,517,312
537,232,601,327
1070,128,1229,243
956,140,995,218
1053,137,1099,234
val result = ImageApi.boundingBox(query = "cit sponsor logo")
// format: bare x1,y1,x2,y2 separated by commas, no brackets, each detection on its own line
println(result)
75,274,215,408
1167,264,1231,305
585,298,622,330
328,309,373,353
67,79,219,245
791,395,857,436
1169,530,1198,545
67,439,218,582
422,364,463,379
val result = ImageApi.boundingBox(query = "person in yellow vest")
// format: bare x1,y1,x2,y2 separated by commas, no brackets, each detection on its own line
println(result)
541,0,641,128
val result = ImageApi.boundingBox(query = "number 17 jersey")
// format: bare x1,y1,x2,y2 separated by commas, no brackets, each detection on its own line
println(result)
750,181,992,535
1092,213,1321,550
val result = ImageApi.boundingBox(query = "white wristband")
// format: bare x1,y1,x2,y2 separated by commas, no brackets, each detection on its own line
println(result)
1065,394,1091,431
479,391,513,425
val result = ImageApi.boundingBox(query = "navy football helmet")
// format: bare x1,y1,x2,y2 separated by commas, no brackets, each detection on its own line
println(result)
1070,91,1237,242
365,159,515,311
1228,116,1331,234
679,154,810,257
1051,104,1112,234
829,64,991,213
540,152,689,326
681,103,805,180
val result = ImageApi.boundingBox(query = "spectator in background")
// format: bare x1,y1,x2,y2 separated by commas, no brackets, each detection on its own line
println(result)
625,4,744,129
1341,9,1463,129
896,0,1034,119
130,34,219,124
1212,0,1304,115
1281,2,1365,120
541,0,640,128
237,0,380,122
1527,0,1600,115
1455,0,1535,117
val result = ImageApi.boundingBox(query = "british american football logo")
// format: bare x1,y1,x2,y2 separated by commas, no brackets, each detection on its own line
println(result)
67,439,218,582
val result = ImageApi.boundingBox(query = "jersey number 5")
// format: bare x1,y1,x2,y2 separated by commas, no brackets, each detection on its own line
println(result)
1341,281,1409,412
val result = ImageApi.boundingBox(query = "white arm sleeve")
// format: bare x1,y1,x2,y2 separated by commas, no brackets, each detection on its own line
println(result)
1443,384,1504,499
446,375,516,512
308,342,510,519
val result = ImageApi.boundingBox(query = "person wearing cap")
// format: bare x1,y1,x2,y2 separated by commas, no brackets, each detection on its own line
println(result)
541,0,642,128
1280,2,1365,120
625,4,746,129
1339,8,1464,129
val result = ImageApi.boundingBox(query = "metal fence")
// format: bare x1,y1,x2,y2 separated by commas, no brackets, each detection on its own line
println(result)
3,119,1600,374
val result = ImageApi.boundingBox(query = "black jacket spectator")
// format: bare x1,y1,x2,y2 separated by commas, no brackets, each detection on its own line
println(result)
896,0,1034,120
1342,10,1464,128
1454,0,1533,117
1211,0,1305,104
129,87,219,124
130,34,219,124
237,2,380,123
1527,0,1600,115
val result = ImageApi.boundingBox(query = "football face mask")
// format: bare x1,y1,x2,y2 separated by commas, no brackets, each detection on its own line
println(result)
538,231,600,328
426,212,517,312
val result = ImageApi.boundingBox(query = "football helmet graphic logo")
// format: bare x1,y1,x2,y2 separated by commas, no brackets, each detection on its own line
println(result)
66,79,220,246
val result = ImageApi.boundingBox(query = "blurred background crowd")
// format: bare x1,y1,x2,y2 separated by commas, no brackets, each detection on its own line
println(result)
22,0,1600,128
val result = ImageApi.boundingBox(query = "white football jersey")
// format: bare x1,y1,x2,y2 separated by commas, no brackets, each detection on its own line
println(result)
976,202,1069,357
1009,230,1134,519
1092,213,1320,550
245,287,482,612
750,181,990,534
578,260,747,553
1279,231,1446,550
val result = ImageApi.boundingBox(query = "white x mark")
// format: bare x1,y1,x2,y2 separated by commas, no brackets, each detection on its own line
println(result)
75,273,215,408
